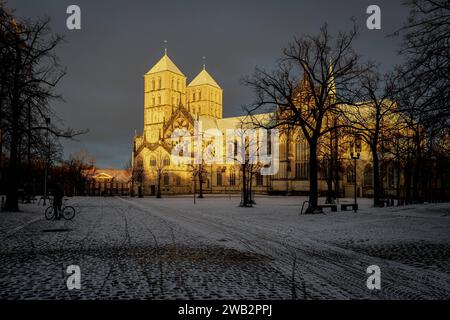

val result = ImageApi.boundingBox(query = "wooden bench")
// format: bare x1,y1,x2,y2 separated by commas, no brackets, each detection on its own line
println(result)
317,204,337,212
341,203,358,211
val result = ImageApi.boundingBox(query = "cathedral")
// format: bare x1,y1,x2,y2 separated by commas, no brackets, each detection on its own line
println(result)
131,52,376,198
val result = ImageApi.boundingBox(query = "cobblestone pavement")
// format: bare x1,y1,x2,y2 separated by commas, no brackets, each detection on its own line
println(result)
1,196,449,299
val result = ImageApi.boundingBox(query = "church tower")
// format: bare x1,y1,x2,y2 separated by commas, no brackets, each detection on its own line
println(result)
187,65,222,119
143,53,186,143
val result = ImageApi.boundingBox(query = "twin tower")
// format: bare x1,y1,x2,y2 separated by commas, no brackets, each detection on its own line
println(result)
143,53,223,143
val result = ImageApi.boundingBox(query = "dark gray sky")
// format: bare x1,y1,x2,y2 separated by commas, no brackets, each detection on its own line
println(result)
11,0,409,168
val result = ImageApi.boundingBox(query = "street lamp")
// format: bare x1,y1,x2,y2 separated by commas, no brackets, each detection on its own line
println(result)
350,134,361,213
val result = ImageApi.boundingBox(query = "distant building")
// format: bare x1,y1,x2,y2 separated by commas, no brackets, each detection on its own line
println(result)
86,169,131,196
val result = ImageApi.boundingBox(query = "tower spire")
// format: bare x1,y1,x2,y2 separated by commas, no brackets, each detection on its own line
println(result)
164,40,168,55
202,56,206,70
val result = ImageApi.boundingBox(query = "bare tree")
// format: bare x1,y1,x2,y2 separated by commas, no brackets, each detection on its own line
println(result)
396,0,450,131
388,0,450,203
243,23,365,213
132,156,145,197
228,120,262,207
0,5,84,211
151,148,170,198
62,151,96,196
317,118,345,204
344,68,398,206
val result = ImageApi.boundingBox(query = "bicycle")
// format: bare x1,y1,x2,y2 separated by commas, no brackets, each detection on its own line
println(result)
45,198,76,221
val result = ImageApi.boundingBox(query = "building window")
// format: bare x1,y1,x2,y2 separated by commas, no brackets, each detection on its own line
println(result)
150,158,156,166
256,172,263,186
163,173,169,186
177,79,180,91
388,166,395,188
163,157,170,166
346,165,355,183
193,92,196,101
152,96,155,106
295,138,309,180
364,164,373,187
158,95,162,105
176,175,181,186
229,171,236,186
355,134,362,153
216,172,222,186
198,90,202,100
151,78,155,90
158,77,162,89
280,139,288,161
171,78,174,89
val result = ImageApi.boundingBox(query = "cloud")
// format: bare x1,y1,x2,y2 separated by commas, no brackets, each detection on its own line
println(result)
13,0,408,167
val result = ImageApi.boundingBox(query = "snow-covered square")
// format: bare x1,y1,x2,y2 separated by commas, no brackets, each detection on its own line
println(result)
1,196,449,299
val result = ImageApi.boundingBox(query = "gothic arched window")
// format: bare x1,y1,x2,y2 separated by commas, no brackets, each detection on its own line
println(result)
158,77,162,89
216,172,222,186
364,164,373,187
295,137,309,180
256,172,263,186
346,165,355,183
388,166,395,188
279,136,287,161
229,170,236,186
163,173,169,186
163,156,170,166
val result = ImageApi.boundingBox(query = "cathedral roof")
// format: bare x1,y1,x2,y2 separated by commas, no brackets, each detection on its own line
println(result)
146,54,184,76
188,68,221,89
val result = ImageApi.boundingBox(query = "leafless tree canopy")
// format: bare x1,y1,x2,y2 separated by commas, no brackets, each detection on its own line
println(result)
243,23,368,211
1,4,85,211
396,0,450,129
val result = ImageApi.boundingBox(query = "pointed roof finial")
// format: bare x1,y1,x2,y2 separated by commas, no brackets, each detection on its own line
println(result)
164,40,168,55
202,56,206,70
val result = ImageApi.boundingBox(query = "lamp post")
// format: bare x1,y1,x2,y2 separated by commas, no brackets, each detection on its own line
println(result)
350,134,361,213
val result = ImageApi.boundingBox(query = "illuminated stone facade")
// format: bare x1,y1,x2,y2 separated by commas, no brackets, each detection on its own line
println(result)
132,53,381,197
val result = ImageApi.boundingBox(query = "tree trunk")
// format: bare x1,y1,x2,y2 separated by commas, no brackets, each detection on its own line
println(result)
396,160,401,205
4,127,19,211
249,168,255,205
306,139,318,212
325,130,334,204
372,144,381,207
3,50,21,212
404,163,412,204
241,163,248,207
156,172,161,198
